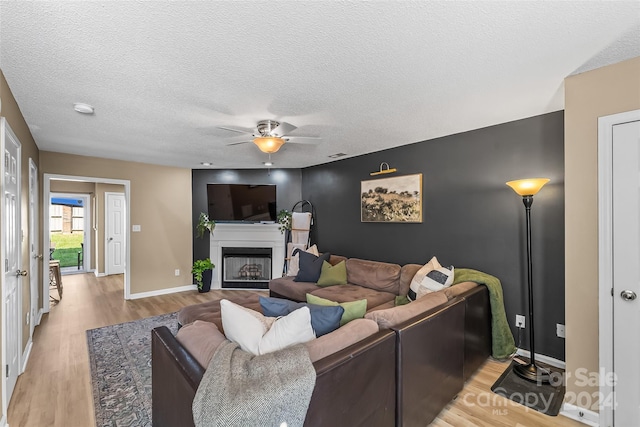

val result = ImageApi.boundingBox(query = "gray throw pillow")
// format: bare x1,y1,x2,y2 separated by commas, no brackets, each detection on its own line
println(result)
293,250,331,283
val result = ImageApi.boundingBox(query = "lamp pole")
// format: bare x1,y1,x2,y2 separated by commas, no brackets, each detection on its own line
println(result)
513,195,549,383
506,178,550,384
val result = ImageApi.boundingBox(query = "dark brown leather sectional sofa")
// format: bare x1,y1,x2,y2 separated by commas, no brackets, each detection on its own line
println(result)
151,258,491,427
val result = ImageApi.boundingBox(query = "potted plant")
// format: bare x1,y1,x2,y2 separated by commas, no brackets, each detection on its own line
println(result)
277,209,292,234
192,258,214,293
196,212,215,238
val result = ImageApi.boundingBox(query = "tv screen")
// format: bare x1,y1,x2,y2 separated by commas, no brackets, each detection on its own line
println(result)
207,184,277,222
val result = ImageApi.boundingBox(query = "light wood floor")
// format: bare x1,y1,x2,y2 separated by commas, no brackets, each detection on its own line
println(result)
7,274,583,427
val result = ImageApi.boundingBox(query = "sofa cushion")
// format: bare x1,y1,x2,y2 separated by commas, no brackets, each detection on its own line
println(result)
310,284,396,310
304,318,379,363
317,260,348,287
328,254,348,266
306,294,367,326
346,258,402,294
177,293,263,332
220,299,315,355
294,250,331,282
176,320,227,368
399,264,422,297
364,291,448,329
259,296,344,337
444,281,478,300
269,276,320,302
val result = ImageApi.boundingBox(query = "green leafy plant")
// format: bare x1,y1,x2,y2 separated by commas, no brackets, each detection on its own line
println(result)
191,258,214,289
277,209,292,234
196,212,215,238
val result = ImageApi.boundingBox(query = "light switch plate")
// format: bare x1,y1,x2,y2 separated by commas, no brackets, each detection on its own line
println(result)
132,225,141,232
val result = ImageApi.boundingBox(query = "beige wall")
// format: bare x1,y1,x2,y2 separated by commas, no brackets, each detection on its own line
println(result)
564,57,640,406
95,183,125,274
40,152,193,295
1,69,42,416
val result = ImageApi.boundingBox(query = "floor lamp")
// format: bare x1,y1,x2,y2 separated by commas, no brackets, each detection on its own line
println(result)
506,178,550,383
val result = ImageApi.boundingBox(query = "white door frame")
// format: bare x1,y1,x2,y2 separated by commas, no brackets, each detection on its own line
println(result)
43,174,132,305
49,192,91,273
598,108,640,426
28,158,40,336
104,191,125,276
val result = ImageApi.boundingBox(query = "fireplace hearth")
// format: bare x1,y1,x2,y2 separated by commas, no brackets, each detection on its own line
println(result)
221,247,272,289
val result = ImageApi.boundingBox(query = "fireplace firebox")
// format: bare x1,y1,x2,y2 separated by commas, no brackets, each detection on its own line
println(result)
221,247,272,289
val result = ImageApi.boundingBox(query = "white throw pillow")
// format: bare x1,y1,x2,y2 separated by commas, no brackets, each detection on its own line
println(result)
287,244,320,276
259,306,316,354
220,299,275,355
220,299,315,356
408,256,455,300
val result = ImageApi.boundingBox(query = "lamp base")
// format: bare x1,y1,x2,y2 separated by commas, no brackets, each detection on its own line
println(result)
513,362,551,384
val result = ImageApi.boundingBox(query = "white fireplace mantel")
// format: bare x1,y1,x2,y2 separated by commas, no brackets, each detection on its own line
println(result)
209,223,285,289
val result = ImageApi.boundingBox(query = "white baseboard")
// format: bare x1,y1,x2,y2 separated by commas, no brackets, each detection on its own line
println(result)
94,271,106,277
0,414,7,427
21,338,33,374
515,348,566,369
128,284,197,300
561,402,599,426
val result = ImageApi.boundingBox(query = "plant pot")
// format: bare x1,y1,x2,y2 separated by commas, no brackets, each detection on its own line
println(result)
198,269,213,293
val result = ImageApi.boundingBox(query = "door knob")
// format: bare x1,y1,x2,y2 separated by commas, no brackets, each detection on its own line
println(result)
15,270,28,277
620,290,637,301
33,254,43,260
108,237,113,241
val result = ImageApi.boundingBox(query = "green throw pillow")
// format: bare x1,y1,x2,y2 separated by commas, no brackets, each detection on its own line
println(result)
317,260,348,287
306,293,367,326
395,295,411,306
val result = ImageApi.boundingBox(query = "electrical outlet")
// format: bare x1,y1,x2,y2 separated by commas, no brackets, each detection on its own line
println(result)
557,323,566,338
516,314,525,328
174,269,180,276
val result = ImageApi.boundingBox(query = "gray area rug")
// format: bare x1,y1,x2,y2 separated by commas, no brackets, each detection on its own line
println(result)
86,312,178,427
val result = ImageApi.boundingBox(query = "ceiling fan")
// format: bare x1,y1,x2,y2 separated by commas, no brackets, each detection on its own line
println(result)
218,120,320,154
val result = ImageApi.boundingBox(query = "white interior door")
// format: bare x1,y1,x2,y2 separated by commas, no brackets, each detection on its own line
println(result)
105,192,125,275
1,118,22,411
28,159,39,336
612,119,640,426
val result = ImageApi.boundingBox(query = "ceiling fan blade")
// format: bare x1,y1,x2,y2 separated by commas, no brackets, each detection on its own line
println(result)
217,125,256,135
271,122,297,137
226,140,252,147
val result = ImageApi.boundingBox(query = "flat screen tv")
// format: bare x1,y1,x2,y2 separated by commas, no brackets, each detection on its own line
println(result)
207,184,277,222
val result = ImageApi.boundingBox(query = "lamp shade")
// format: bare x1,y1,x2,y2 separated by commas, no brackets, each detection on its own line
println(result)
253,136,285,153
506,178,550,196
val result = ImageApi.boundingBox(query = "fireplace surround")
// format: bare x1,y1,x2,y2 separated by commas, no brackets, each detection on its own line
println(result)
209,223,285,289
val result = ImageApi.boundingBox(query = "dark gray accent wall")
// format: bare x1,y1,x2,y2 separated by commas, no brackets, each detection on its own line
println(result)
301,111,565,360
192,169,302,262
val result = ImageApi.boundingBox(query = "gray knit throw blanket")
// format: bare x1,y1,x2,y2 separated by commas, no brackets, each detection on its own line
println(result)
192,340,316,427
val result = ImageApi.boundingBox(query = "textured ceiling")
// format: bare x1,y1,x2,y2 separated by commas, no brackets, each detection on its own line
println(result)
1,1,639,169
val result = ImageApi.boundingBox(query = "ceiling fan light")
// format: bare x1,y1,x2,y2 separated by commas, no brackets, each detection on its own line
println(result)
253,136,285,153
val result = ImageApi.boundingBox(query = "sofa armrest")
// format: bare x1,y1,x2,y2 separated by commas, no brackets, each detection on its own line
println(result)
152,326,204,427
455,285,492,381
392,298,465,427
306,330,396,427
